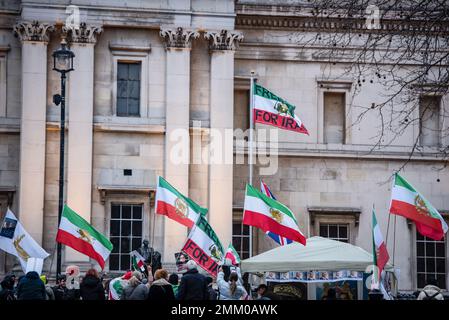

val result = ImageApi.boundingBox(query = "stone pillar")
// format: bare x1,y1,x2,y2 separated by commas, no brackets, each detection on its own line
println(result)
205,30,243,248
160,27,198,263
13,21,54,245
64,23,102,264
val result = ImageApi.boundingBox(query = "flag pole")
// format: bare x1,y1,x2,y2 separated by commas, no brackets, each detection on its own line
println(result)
248,72,255,257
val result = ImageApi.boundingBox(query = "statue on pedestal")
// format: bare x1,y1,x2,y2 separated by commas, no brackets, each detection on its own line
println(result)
137,239,161,275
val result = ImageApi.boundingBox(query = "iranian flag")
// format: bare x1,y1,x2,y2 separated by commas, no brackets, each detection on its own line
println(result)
56,205,113,270
155,176,207,228
224,243,241,266
390,173,448,240
182,215,225,277
372,208,389,286
131,250,146,273
253,83,308,135
243,184,306,246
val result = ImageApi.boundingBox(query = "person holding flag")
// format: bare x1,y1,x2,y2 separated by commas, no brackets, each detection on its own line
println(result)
260,181,294,246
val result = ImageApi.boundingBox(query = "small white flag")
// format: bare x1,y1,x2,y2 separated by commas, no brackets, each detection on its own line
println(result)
0,209,50,272
26,257,44,275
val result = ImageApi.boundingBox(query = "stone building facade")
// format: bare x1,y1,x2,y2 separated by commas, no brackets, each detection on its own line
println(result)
0,0,448,293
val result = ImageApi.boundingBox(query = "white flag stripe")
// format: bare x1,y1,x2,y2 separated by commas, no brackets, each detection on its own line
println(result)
254,94,303,127
59,217,111,261
156,185,200,222
392,185,417,205
373,224,384,247
189,226,215,257
244,195,301,232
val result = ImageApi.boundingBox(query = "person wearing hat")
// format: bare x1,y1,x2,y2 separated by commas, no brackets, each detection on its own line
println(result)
177,260,209,300
121,271,149,300
40,275,55,300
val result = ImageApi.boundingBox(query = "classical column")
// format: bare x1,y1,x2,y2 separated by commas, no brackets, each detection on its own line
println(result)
13,21,54,245
64,23,102,264
160,27,199,263
205,30,243,248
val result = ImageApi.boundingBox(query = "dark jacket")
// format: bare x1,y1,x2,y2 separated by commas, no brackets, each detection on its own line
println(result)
80,275,105,300
207,285,218,300
0,275,16,301
148,279,175,301
16,271,46,300
177,269,208,300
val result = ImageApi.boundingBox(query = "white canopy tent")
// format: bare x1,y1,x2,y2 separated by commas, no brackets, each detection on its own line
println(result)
241,236,394,273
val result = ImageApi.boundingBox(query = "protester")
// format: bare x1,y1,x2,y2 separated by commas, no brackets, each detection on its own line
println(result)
80,268,105,300
40,275,55,300
16,271,46,300
148,269,175,300
417,278,444,300
256,284,270,300
168,273,179,297
52,274,79,300
177,260,208,300
0,274,16,301
217,266,248,300
206,276,218,300
121,271,149,300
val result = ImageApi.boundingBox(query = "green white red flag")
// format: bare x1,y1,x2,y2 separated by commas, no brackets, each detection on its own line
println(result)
253,83,308,135
56,205,113,270
155,176,207,228
182,215,225,277
130,250,146,273
224,243,241,266
372,208,389,287
389,173,448,240
243,184,306,246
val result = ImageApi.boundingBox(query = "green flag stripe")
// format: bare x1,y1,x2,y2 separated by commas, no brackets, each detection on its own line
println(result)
159,177,208,215
62,205,113,250
246,184,297,222
196,216,224,253
254,83,296,111
394,173,416,192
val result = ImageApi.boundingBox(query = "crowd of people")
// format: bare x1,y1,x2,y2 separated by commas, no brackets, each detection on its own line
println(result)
0,260,275,301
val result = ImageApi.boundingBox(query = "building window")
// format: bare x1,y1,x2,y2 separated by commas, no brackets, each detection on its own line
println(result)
323,92,345,144
419,95,441,147
109,203,143,271
416,231,446,289
232,221,250,260
116,61,141,117
234,89,250,131
319,223,349,243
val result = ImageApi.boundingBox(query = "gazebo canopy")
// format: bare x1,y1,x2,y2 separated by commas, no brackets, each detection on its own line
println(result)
241,236,393,273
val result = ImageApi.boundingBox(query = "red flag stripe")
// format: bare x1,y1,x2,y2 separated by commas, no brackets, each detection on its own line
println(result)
56,229,106,269
156,200,194,228
243,210,306,245
254,109,309,135
390,200,442,231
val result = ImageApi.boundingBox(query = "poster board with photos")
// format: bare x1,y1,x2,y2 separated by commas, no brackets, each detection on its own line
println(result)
265,270,363,283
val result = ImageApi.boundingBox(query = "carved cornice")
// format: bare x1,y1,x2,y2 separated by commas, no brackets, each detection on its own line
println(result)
63,22,102,44
204,30,244,51
236,9,449,34
159,27,199,49
13,20,54,42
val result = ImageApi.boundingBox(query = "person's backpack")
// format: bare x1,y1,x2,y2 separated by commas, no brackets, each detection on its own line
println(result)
422,290,441,300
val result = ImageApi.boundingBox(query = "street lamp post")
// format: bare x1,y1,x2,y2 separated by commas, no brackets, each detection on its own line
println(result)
52,38,75,277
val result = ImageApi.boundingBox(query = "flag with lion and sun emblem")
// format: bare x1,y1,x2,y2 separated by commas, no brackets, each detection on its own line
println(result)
389,173,448,240
155,176,208,228
253,83,308,135
0,209,49,272
56,205,113,269
182,215,224,277
243,184,306,246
